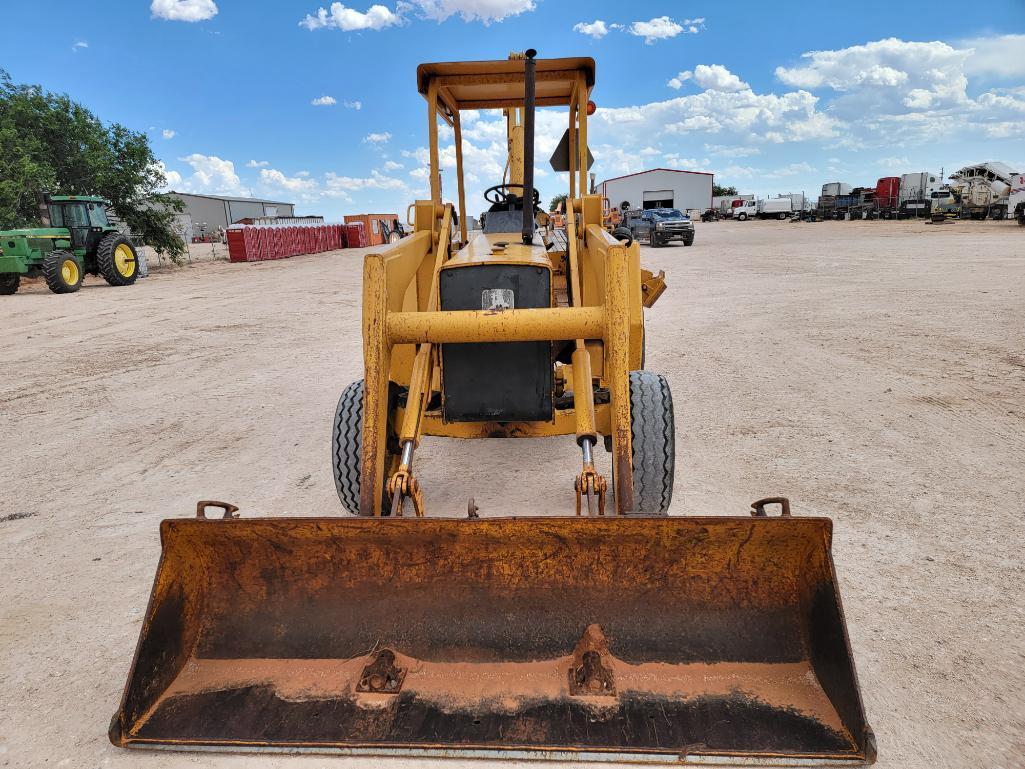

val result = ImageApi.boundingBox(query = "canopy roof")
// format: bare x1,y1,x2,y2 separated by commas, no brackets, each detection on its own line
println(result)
417,56,595,115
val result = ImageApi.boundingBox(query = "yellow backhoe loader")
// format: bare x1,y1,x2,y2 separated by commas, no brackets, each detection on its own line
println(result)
110,51,875,764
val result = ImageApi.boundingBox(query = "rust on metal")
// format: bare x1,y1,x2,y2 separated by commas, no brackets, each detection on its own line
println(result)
110,513,874,763
194,501,238,520
355,649,406,694
569,624,616,696
751,496,792,517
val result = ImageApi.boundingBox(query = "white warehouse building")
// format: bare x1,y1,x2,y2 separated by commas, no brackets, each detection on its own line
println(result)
599,168,714,214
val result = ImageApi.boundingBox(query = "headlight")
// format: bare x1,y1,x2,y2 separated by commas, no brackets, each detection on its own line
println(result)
656,222,664,229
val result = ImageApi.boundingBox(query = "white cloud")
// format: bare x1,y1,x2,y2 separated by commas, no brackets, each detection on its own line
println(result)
670,64,749,92
151,0,218,22
705,143,760,157
311,95,337,106
628,16,702,44
161,129,176,139
771,36,1025,143
774,38,966,114
381,160,403,171
364,132,392,143
173,154,246,196
154,161,183,191
300,3,402,31
961,34,1025,78
71,41,88,52
246,160,270,168
573,20,608,39
259,168,319,193
344,100,362,110
667,72,691,89
413,0,535,24
324,170,408,196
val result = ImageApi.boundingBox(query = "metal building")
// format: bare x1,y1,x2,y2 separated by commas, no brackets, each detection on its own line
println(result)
599,168,714,214
167,192,295,239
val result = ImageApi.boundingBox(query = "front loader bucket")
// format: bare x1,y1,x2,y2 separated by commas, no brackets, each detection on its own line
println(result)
111,513,875,764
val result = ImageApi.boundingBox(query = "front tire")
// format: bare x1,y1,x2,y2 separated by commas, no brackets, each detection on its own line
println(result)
628,370,675,514
0,273,19,295
737,212,747,221
42,251,83,294
96,233,139,286
332,379,399,515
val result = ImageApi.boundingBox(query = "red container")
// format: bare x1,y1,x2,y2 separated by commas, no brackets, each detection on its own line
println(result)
227,227,249,262
346,222,367,248
875,177,900,210
256,227,270,260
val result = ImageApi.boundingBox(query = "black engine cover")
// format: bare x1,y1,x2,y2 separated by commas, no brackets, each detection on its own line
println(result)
440,263,552,422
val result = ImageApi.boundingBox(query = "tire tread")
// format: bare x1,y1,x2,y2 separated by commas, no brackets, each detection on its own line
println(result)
629,370,675,513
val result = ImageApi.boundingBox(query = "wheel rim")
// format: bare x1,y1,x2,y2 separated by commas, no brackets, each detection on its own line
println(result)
61,258,80,285
114,244,136,277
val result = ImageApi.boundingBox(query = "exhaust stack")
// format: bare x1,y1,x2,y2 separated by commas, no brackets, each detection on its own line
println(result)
521,49,536,245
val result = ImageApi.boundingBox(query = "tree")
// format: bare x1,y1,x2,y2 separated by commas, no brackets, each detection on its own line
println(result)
0,69,186,262
549,193,568,212
713,184,738,197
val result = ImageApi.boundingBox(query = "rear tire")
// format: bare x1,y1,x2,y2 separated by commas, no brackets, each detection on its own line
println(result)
332,379,399,515
42,250,83,294
778,212,787,220
628,371,675,514
0,273,19,295
96,233,139,286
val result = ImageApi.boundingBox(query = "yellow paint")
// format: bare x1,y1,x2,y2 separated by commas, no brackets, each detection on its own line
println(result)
114,244,135,277
61,258,79,285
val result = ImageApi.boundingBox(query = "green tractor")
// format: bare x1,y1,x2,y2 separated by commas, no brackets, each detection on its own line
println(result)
0,194,139,295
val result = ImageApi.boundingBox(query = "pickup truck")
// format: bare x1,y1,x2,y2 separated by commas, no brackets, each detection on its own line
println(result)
622,208,695,247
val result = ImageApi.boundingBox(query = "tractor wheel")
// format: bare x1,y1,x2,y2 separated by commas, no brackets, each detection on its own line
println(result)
96,233,139,286
627,370,675,514
332,379,400,516
42,251,83,294
0,273,19,295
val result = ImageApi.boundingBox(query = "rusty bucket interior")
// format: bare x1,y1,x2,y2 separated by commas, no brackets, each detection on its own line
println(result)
110,514,875,764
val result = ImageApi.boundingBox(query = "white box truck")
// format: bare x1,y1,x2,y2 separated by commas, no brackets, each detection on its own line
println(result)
757,197,796,220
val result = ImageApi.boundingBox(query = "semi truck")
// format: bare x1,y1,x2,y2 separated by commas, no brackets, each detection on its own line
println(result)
898,171,941,219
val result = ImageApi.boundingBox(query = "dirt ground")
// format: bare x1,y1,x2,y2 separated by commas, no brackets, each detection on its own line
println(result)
1,219,1023,769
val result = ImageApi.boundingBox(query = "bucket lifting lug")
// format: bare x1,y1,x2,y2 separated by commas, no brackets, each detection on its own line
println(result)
355,649,406,694
195,501,240,519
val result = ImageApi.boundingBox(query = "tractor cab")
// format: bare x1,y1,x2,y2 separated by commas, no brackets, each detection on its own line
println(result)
43,195,111,253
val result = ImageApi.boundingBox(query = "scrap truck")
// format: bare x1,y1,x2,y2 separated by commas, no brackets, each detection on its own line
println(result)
948,162,1015,220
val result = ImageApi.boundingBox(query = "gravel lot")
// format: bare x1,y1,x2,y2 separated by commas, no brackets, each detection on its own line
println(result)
1,219,1023,769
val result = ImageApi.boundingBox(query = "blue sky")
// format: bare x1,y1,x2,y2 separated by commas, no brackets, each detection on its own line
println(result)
4,1,1025,218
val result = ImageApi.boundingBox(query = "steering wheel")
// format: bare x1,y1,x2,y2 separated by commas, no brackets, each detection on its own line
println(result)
484,183,540,206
